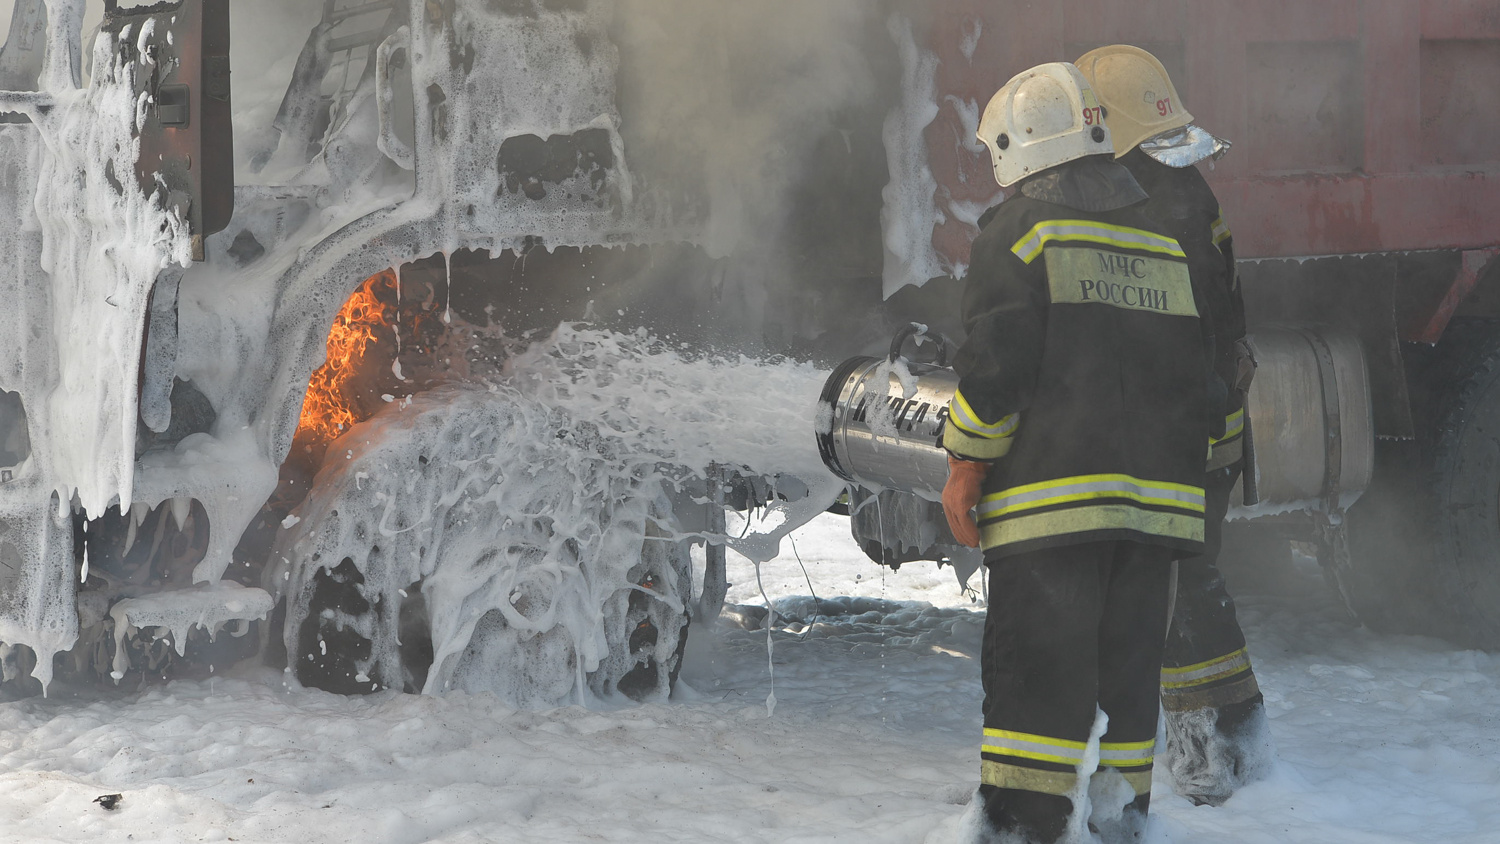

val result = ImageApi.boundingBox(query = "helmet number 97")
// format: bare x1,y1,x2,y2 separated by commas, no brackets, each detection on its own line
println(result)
1157,97,1174,116
1083,106,1104,125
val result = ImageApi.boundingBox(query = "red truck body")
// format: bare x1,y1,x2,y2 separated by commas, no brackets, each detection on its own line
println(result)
924,0,1500,343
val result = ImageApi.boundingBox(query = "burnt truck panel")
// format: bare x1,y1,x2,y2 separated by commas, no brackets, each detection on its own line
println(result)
105,0,234,254
0,0,48,95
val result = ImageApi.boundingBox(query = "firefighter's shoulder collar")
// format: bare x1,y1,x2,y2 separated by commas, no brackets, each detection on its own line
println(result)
1018,155,1147,213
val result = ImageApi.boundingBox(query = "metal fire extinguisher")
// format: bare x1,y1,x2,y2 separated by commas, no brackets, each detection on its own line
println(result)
816,324,958,500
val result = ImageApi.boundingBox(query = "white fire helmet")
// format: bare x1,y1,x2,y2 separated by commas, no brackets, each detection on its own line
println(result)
977,62,1114,188
1074,44,1230,167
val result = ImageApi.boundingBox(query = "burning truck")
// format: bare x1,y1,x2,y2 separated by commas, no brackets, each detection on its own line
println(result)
2,0,1500,701
0,0,883,701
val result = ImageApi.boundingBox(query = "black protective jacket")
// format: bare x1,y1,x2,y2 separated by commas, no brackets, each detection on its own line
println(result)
1121,149,1246,471
944,157,1212,559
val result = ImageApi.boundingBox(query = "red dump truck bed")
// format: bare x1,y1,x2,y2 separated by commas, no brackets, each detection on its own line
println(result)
925,0,1500,264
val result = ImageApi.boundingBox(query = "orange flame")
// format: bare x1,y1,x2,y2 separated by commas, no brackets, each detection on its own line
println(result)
296,271,397,444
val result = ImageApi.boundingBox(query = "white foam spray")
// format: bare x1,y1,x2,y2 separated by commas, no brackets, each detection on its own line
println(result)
273,325,840,706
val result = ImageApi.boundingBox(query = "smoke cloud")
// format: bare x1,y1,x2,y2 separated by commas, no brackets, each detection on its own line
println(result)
612,0,887,260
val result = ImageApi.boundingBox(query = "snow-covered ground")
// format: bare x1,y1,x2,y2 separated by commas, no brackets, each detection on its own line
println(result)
2,512,1499,843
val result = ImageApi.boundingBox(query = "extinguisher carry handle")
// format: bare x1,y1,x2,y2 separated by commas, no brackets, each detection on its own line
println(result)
1239,388,1260,506
889,322,953,367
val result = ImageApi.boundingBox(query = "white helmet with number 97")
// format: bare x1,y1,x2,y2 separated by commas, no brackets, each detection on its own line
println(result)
977,62,1114,188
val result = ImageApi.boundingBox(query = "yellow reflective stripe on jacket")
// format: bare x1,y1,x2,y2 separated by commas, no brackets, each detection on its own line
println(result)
1206,438,1243,472
1211,408,1245,445
1011,219,1187,265
1206,408,1246,470
981,728,1087,766
978,474,1206,518
980,505,1204,548
1161,647,1253,690
949,390,1020,439
1211,215,1232,247
943,423,1015,461
1098,738,1155,768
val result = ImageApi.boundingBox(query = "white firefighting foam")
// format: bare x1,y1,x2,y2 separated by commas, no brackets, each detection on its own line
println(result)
881,13,944,297
107,581,274,681
0,10,191,690
273,326,840,705
508,325,842,560
27,19,191,517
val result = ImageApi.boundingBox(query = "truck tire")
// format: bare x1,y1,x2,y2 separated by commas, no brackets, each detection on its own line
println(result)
590,524,694,702
1343,440,1448,636
1345,322,1500,645
1427,331,1500,646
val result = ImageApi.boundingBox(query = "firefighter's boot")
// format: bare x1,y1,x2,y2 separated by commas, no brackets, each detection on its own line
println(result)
1162,694,1272,806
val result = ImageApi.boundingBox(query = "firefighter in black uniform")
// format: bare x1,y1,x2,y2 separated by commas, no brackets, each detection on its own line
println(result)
1077,45,1272,807
941,62,1215,843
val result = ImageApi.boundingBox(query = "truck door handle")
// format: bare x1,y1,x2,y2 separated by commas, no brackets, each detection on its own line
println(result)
157,83,190,127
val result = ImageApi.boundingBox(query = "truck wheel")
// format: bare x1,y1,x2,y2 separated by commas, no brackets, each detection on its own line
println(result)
1426,331,1500,646
1345,322,1500,645
590,523,693,702
1343,440,1448,635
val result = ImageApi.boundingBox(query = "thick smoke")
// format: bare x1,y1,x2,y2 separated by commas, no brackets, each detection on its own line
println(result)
608,0,909,315
613,0,882,257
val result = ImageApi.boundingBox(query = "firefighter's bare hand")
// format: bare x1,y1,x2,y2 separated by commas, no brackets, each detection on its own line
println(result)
942,455,989,548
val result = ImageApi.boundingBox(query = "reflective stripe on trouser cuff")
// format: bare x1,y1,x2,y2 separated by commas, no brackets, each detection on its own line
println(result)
949,391,1020,438
1099,740,1155,798
1098,738,1155,769
978,474,1205,518
1010,219,1187,264
1161,673,1261,712
944,422,1014,461
1206,437,1243,471
1161,647,1253,690
981,755,1155,799
979,503,1204,549
981,759,1078,796
982,728,1087,766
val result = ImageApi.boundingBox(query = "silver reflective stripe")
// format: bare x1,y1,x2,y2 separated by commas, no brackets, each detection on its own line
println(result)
1211,215,1232,246
950,391,1019,438
1161,648,1252,689
1212,408,1244,442
979,475,1206,517
1097,740,1155,767
981,728,1087,766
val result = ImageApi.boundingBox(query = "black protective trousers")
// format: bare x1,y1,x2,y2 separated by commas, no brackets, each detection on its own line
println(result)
979,540,1174,843
1160,466,1261,712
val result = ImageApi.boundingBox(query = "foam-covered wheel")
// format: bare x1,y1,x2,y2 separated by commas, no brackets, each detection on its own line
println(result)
590,522,693,701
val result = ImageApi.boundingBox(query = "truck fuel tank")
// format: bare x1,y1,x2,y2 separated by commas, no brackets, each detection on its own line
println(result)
816,325,1375,516
1230,327,1374,512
